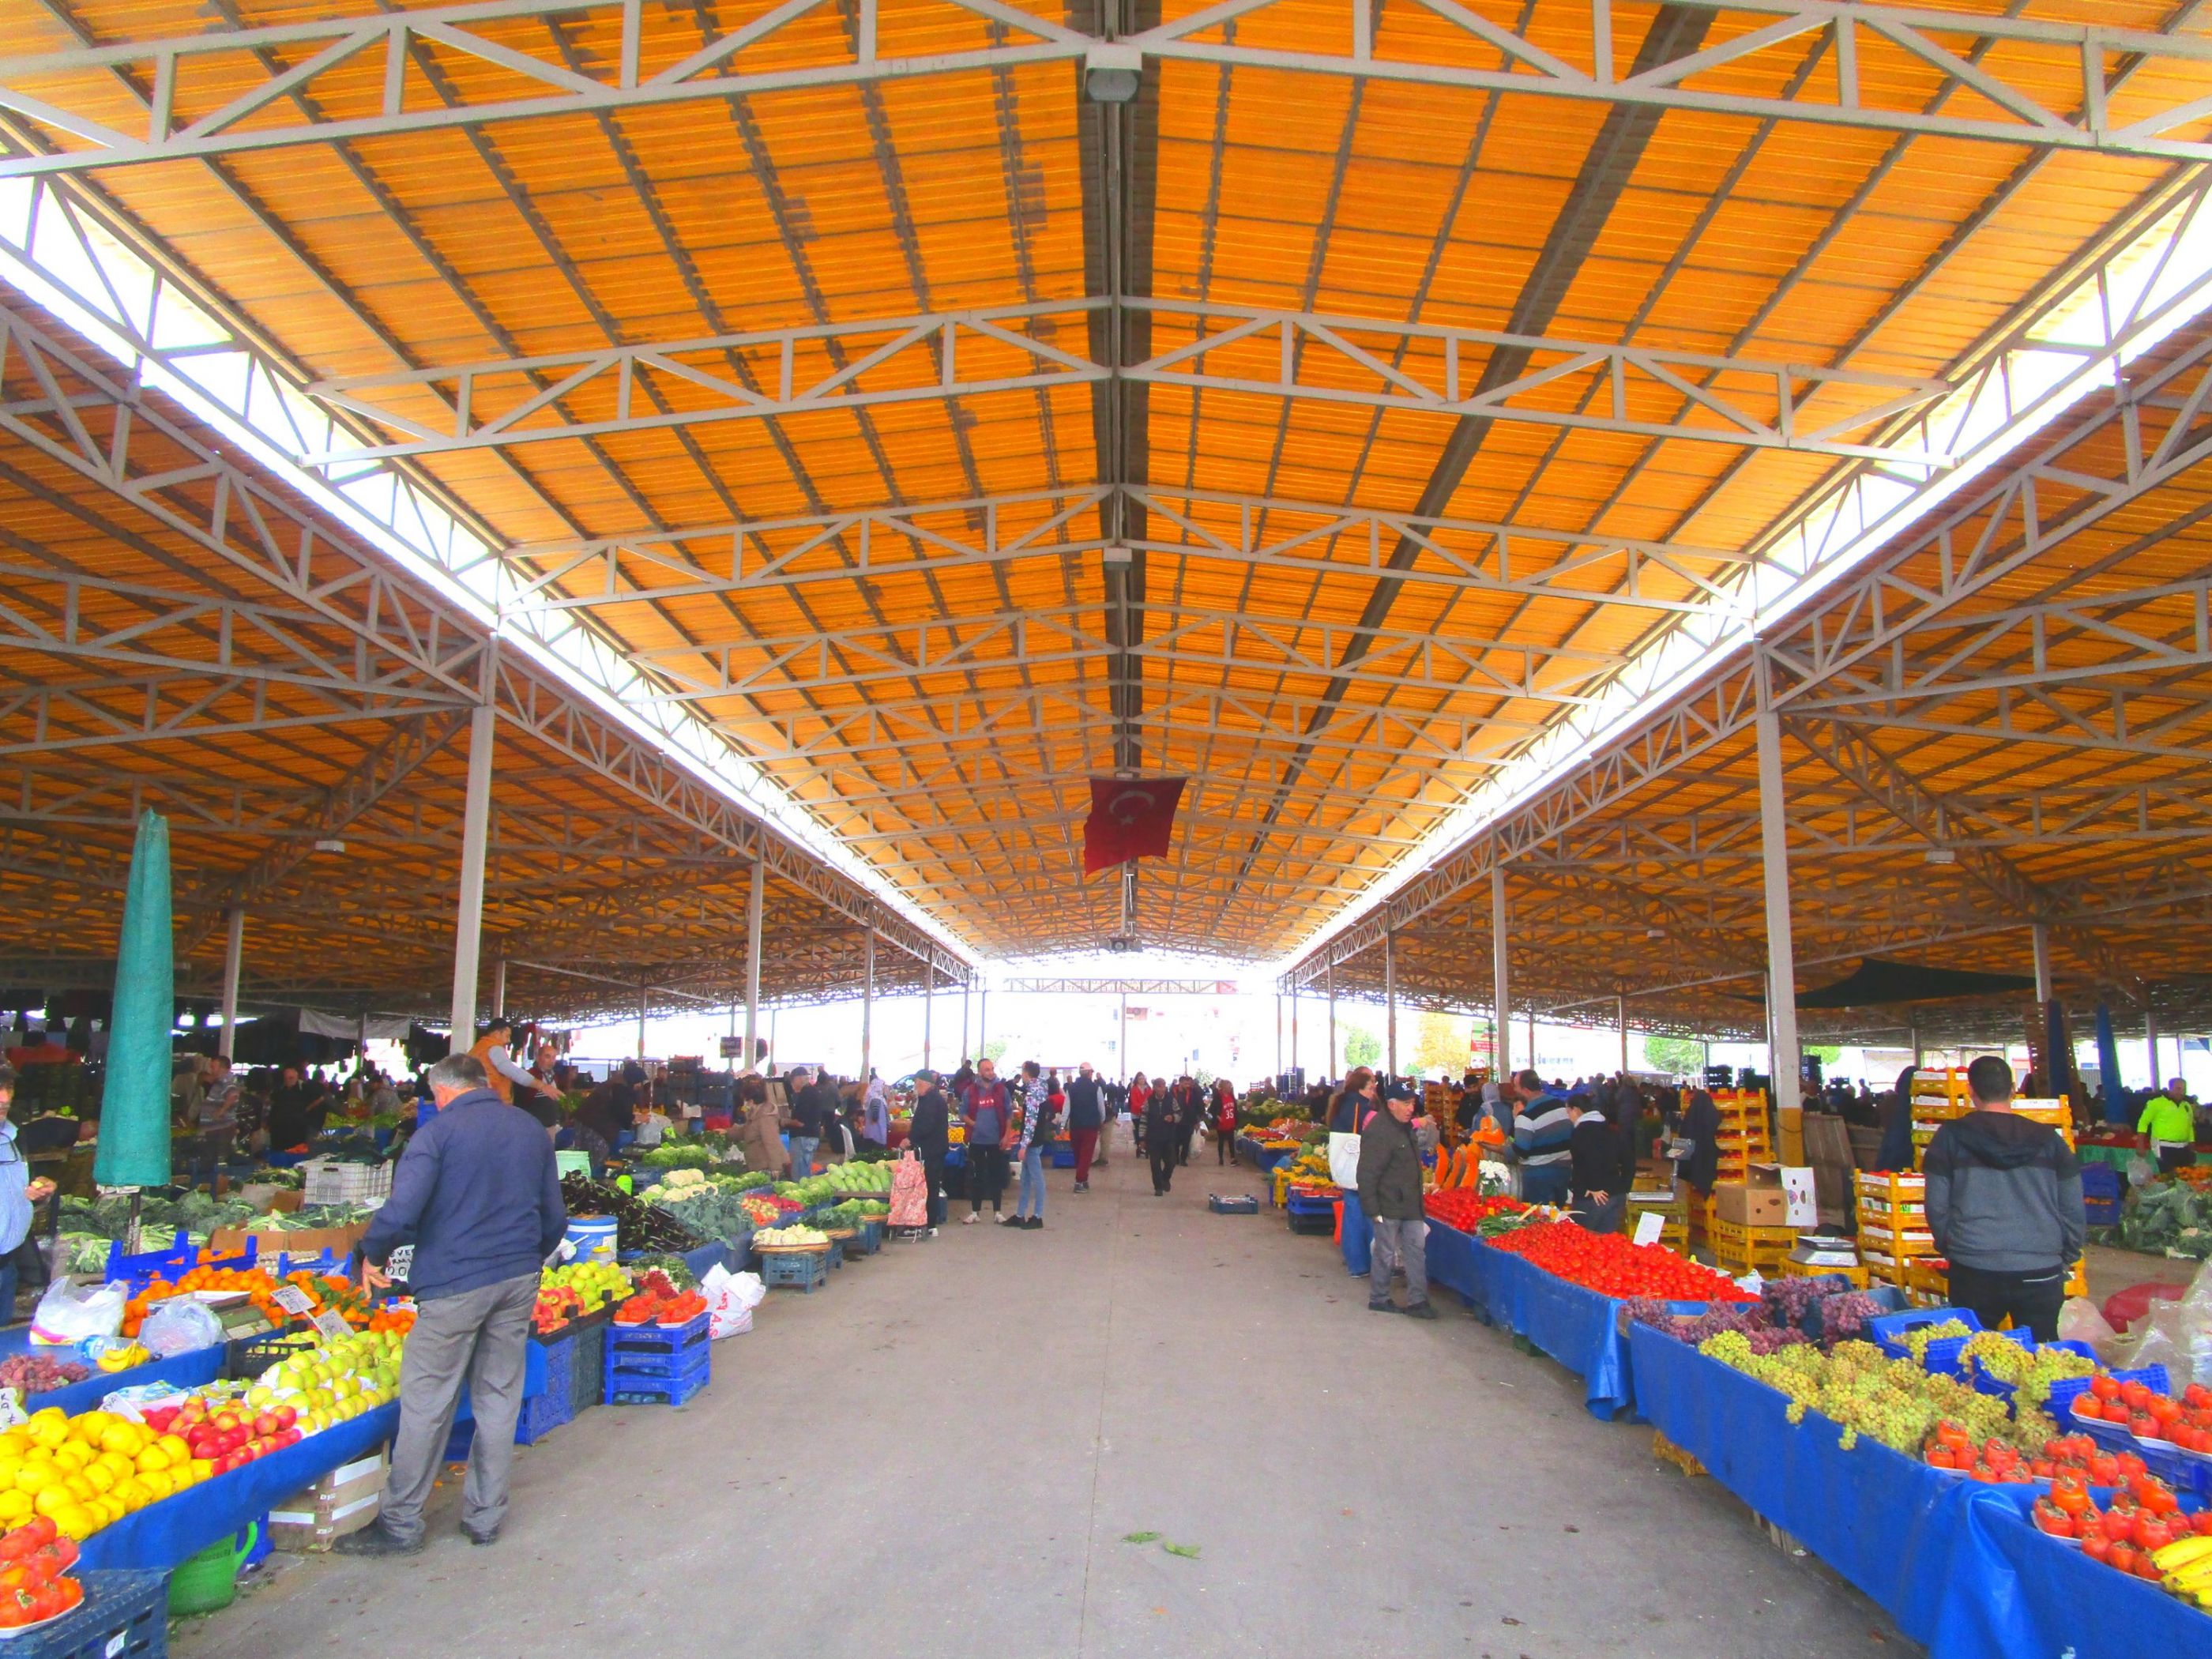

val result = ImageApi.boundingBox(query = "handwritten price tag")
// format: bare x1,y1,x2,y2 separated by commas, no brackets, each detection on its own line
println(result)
1632,1212,1665,1247
311,1311,351,1344
272,1286,314,1316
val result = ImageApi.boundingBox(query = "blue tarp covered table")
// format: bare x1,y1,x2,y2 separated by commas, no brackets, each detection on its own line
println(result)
79,1402,398,1574
1479,1247,1641,1420
1954,1488,2212,1659
1422,1219,1484,1315
0,1326,224,1418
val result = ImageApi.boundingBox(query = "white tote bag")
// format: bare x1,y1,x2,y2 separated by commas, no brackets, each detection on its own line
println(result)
1326,1130,1362,1191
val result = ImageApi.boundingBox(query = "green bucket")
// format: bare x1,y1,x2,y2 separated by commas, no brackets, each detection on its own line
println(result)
168,1521,258,1616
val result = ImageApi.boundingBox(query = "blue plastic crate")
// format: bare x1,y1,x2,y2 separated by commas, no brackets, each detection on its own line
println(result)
1048,1144,1077,1168
850,1219,884,1255
601,1327,703,1380
100,1237,254,1292
605,1364,710,1408
1871,1305,1981,1364
2080,1164,2124,1199
2049,1362,2172,1416
606,1351,709,1401
2084,1194,2124,1227
1966,1333,2086,1400
7,1570,166,1659
760,1249,829,1292
1208,1193,1259,1214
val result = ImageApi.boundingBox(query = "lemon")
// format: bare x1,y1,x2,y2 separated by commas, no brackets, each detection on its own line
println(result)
62,1475,92,1503
79,1463,113,1495
97,1424,145,1458
14,1463,58,1496
111,1477,149,1510
189,1458,214,1484
51,1442,91,1471
156,1435,190,1464
133,1446,169,1474
31,1485,73,1518
48,1503,95,1541
0,1492,30,1526
94,1451,132,1481
25,1411,67,1450
69,1411,112,1444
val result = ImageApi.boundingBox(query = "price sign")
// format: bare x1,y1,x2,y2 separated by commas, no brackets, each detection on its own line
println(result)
311,1311,351,1344
271,1286,314,1317
1632,1211,1665,1248
720,1036,745,1059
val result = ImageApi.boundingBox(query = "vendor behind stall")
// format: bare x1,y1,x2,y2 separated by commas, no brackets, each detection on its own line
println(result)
265,1063,332,1152
0,1065,56,1319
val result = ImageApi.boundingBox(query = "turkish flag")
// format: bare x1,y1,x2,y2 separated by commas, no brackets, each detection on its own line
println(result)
1082,777,1187,875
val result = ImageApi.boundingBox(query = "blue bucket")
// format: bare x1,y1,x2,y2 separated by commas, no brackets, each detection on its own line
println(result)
565,1216,619,1265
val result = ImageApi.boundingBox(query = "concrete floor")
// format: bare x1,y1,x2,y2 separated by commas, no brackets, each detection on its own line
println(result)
177,1136,1910,1659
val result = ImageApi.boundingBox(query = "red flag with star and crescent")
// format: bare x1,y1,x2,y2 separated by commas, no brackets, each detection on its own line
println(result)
1082,777,1187,875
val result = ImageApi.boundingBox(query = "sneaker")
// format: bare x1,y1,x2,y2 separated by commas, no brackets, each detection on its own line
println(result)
333,1523,423,1558
1073,1182,1089,1193
963,1213,978,1226
996,1213,1020,1225
1025,1217,1044,1230
1401,1301,1439,1321
1367,1298,1397,1314
926,1226,939,1237
463,1525,500,1547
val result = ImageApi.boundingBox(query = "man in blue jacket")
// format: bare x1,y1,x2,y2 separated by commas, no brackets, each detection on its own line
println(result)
338,1052,566,1556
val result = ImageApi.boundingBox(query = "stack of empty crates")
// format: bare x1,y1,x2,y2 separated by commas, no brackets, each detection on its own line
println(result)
1687,1088,1772,1251
302,1158,393,1207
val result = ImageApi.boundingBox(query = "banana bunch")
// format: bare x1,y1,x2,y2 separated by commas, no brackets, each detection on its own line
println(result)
2155,1534,2212,1604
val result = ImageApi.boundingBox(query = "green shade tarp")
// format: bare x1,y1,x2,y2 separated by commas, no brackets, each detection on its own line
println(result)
95,810,171,1188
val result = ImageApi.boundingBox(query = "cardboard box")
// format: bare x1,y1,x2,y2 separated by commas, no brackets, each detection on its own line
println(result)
206,1221,370,1262
1715,1179,1789,1227
269,1450,387,1552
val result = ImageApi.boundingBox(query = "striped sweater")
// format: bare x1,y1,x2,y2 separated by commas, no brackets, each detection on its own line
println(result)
1513,1094,1574,1168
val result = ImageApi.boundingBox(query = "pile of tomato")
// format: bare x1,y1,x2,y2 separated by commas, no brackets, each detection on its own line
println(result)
1423,1191,1526,1231
2028,1464,2210,1578
1485,1219,1756,1302
0,1520,82,1629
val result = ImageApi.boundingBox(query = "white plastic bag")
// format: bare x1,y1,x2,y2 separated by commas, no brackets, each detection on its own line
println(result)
28,1279,124,1349
1326,1131,1361,1191
700,1264,765,1340
138,1297,226,1357
2057,1295,2120,1353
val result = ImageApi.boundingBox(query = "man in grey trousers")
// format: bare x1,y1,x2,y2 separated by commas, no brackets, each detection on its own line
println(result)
337,1052,567,1555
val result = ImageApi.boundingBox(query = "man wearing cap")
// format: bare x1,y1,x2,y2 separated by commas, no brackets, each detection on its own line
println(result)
1357,1081,1436,1319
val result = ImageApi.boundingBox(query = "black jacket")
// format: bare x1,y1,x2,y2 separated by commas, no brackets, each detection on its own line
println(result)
1680,1093,1721,1191
1066,1076,1102,1130
1569,1115,1631,1200
1143,1090,1180,1145
1356,1108,1424,1221
908,1087,950,1158
1924,1110,2086,1273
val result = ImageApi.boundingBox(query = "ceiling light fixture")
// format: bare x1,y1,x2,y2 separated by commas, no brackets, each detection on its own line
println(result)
1085,44,1142,103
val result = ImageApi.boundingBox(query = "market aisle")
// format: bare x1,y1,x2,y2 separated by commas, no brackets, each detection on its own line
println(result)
176,1136,1907,1659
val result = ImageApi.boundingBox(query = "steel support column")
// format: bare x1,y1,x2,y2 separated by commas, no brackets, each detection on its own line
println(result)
743,859,762,1070
1492,864,1510,1080
1755,705,1803,1115
637,988,647,1060
1326,962,1337,1082
862,930,876,1082
1274,993,1282,1082
2148,1009,2164,1089
492,955,507,1021
1619,995,1630,1075
923,962,935,1074
218,908,244,1061
446,702,495,1055
2033,923,2053,1005
1384,930,1397,1077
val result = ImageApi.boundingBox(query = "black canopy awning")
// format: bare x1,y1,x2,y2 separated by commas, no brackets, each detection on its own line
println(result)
1794,957,2036,1010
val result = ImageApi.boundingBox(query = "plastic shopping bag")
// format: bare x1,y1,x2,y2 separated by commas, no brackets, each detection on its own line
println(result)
138,1296,226,1357
1326,1131,1361,1191
700,1263,766,1340
28,1279,125,1349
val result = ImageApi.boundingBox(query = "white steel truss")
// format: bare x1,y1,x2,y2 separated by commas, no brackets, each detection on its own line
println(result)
1285,309,2212,988
299,295,1949,465
2,0,2210,179
485,483,1749,618
0,171,977,976
629,603,1628,706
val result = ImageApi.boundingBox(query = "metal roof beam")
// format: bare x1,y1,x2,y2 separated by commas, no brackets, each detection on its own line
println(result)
297,297,1949,467
6,2,2210,176
491,483,1747,617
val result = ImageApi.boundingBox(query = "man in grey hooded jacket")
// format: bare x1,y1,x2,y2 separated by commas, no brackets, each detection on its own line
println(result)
1923,1055,2084,1342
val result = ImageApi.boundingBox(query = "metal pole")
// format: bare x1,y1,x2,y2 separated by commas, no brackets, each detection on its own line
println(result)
637,988,647,1059
1274,993,1282,1082
491,954,507,1021
447,700,495,1055
1755,705,1803,1115
861,931,875,1081
2032,923,2052,1005
1326,961,1337,1080
1290,988,1299,1082
1910,1021,1922,1066
1122,990,1130,1076
923,961,934,1072
979,986,988,1056
1618,994,1629,1075
1491,863,1510,1080
2147,1008,2162,1088
961,983,970,1063
743,859,762,1070
218,907,244,1061
1383,930,1397,1078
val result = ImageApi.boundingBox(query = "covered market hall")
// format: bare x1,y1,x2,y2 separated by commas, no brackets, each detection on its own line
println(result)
0,0,2207,1654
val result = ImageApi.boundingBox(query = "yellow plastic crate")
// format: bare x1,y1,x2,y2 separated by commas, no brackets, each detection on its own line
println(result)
1777,1258,1872,1288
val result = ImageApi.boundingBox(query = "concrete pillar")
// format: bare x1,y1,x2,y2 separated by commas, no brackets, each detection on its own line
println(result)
743,860,762,1070
1491,863,1510,1079
1756,706,1803,1114
218,907,244,1061
447,701,495,1055
1383,930,1397,1077
861,931,875,1080
2032,922,2052,1005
